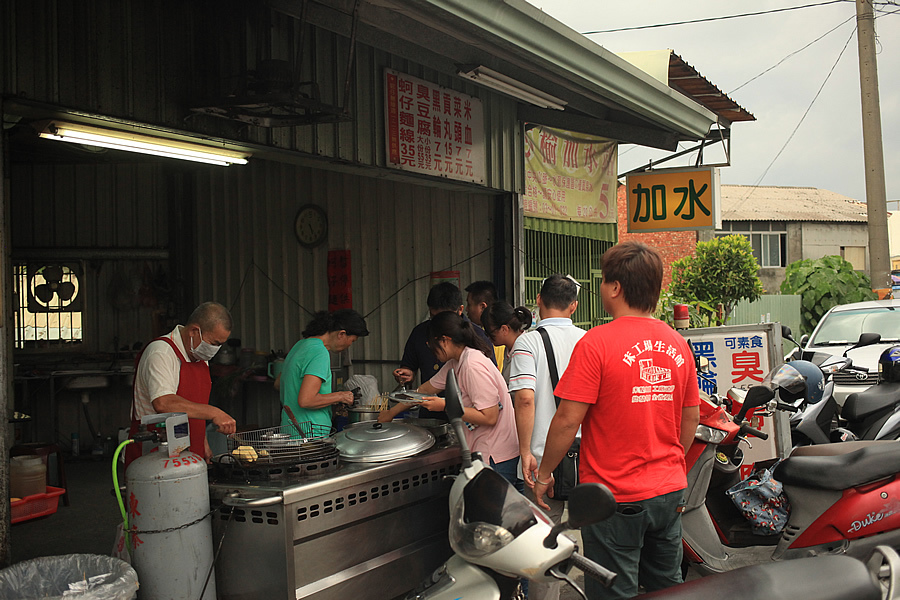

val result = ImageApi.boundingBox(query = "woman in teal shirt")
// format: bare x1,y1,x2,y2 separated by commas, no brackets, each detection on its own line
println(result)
279,309,369,431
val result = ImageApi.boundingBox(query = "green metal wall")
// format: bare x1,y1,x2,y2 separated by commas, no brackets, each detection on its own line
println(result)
522,217,617,329
728,295,802,337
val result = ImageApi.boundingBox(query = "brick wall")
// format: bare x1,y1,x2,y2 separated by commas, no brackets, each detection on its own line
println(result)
616,182,697,289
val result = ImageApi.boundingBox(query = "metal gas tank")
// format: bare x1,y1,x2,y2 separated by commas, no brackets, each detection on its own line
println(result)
126,447,215,600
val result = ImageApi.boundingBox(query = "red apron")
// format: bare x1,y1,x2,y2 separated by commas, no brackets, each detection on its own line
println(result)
124,336,212,467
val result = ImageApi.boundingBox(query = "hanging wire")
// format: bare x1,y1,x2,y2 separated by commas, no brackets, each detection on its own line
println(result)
228,260,316,318
362,246,493,319
226,247,496,322
580,0,850,35
740,26,857,203
728,15,855,94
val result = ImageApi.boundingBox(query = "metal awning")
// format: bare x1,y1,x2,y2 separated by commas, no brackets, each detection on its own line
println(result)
667,52,755,126
269,0,720,150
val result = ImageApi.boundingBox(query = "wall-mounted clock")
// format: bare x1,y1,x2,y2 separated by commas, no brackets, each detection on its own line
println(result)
294,204,328,248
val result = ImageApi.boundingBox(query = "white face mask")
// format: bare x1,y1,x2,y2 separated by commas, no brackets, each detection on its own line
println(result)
191,327,221,362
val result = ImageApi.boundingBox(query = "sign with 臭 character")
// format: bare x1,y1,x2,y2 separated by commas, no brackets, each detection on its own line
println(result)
384,69,485,184
625,166,721,232
681,323,789,477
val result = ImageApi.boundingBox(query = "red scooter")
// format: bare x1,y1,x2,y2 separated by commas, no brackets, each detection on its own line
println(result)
683,378,900,576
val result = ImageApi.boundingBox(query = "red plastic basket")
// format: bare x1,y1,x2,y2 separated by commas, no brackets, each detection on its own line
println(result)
11,486,66,524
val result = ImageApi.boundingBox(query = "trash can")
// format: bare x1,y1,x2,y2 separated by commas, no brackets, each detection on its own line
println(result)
0,554,138,599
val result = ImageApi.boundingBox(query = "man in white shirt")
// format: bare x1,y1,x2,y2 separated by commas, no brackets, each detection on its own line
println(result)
126,301,237,466
507,274,584,600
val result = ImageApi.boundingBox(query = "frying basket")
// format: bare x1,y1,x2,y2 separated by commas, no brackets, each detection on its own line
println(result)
226,422,335,466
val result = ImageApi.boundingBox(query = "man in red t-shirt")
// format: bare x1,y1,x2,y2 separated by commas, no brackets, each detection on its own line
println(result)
533,241,700,600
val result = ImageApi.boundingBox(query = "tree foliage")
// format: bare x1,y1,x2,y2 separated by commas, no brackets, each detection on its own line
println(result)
780,255,877,334
655,289,717,328
669,235,764,325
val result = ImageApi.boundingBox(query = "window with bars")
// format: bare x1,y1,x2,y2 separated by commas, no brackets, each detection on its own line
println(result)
13,263,84,349
523,228,613,329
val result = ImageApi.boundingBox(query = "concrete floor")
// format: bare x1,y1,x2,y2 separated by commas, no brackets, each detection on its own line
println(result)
9,457,666,599
10,457,123,564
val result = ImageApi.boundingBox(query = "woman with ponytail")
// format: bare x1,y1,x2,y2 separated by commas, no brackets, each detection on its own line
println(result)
417,311,520,486
481,302,532,381
279,309,369,430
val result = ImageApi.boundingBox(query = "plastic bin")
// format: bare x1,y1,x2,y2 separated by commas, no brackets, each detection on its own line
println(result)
10,485,66,524
0,554,138,599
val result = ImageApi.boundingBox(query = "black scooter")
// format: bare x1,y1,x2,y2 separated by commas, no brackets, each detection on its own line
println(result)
782,326,883,445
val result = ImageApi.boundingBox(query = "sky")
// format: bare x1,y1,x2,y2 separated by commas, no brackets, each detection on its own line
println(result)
524,0,900,205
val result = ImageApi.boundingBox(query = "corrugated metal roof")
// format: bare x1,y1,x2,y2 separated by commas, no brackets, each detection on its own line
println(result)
721,185,868,222
361,0,718,148
616,50,755,126
668,53,756,124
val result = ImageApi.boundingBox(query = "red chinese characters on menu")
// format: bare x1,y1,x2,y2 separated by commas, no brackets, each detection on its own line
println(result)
385,69,484,184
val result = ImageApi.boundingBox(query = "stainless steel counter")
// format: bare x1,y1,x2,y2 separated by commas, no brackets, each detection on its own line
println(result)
209,445,461,600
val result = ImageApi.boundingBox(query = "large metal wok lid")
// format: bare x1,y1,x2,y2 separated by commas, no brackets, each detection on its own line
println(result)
335,421,435,463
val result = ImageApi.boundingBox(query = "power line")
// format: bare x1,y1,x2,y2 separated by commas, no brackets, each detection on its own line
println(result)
580,0,850,35
728,15,855,94
740,27,857,203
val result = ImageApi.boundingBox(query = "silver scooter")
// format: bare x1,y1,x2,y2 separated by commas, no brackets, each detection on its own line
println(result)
406,369,616,600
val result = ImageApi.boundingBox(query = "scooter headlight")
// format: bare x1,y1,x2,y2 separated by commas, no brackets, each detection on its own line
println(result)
695,424,727,444
449,495,515,557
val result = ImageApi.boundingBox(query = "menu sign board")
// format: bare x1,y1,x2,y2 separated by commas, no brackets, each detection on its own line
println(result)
384,69,485,184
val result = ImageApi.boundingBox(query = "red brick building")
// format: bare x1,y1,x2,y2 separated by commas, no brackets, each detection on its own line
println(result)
616,182,697,289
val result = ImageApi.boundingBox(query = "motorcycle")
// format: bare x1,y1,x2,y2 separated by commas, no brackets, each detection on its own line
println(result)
839,342,900,441
410,369,900,599
406,369,617,600
781,326,900,444
683,373,900,578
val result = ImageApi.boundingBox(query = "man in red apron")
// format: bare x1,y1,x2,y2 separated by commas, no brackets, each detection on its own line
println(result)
125,302,237,467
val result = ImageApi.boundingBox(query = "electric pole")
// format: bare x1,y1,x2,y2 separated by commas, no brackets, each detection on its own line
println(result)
856,0,890,289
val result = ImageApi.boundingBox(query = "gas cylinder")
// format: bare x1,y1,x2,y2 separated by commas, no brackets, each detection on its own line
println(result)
126,443,216,600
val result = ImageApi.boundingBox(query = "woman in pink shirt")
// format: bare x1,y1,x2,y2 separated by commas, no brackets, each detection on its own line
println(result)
419,311,520,487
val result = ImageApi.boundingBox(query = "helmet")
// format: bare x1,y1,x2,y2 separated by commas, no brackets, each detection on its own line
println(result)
878,346,900,382
764,360,825,405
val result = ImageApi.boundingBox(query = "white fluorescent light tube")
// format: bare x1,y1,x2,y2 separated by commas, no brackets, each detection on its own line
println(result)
458,66,567,111
39,121,250,166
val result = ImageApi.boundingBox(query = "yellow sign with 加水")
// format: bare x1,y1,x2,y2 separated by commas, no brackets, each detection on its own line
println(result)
625,167,720,232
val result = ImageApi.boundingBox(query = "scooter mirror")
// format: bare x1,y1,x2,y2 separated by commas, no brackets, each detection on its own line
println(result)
843,332,882,357
444,368,464,422
544,483,617,549
782,325,797,346
566,483,616,528
734,385,775,423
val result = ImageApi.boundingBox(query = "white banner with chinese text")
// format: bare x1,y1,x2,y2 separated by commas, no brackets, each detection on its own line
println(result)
384,69,485,184
524,126,617,223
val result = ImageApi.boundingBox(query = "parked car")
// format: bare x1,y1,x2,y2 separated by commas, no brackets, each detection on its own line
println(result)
797,299,900,404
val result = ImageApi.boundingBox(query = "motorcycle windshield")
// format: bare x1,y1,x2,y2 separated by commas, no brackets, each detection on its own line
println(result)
763,364,806,397
462,468,538,534
449,467,541,558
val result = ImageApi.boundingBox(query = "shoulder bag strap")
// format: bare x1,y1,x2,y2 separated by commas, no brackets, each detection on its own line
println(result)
537,327,562,408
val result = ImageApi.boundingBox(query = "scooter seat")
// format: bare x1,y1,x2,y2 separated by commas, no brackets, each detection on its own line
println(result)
778,440,900,490
640,555,878,600
843,381,900,421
